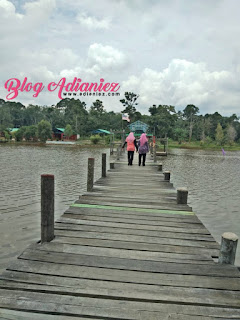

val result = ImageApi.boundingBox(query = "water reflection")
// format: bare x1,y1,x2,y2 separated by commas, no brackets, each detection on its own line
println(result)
161,148,240,265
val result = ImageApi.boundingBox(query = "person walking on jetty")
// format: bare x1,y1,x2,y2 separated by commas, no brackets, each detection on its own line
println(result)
138,133,149,166
122,132,138,165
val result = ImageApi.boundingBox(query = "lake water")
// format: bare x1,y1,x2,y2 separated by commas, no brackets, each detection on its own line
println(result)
0,145,240,272
160,148,240,265
0,144,109,272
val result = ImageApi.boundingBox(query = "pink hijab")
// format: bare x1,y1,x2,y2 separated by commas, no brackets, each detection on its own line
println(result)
139,133,148,145
126,132,135,142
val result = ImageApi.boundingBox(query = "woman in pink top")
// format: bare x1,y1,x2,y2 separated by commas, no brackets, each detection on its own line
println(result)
122,132,138,165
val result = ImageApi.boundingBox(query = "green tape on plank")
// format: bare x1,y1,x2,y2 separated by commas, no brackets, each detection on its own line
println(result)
70,203,194,216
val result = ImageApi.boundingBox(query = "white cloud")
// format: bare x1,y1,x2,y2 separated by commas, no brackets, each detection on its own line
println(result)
77,13,111,30
23,0,56,23
0,0,22,17
122,59,240,115
0,0,240,115
87,43,127,70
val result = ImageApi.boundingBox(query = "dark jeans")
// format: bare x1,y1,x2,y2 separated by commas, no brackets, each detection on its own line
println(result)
139,153,146,166
128,151,134,165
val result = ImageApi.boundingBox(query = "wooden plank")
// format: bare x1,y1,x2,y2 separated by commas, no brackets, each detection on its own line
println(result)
53,235,218,254
61,213,213,231
56,219,213,236
65,205,200,222
1,275,240,308
32,242,215,264
70,203,194,216
0,309,89,320
0,289,240,318
19,248,239,277
80,195,178,206
54,232,219,256
54,225,219,249
75,199,191,211
6,259,240,291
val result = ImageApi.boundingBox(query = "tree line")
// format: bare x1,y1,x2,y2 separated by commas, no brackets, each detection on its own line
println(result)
0,94,239,145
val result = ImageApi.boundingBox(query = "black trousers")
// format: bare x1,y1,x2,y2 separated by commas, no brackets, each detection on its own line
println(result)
128,151,134,165
139,153,146,166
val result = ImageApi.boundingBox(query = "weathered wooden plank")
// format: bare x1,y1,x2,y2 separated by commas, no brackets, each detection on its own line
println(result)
54,226,219,249
53,235,218,256
6,259,240,291
167,315,221,320
70,203,194,215
0,308,89,320
76,199,191,211
61,213,214,231
65,206,199,222
19,248,239,277
57,216,210,235
80,195,178,206
54,230,219,257
32,242,215,264
56,218,210,235
1,275,240,308
0,289,240,318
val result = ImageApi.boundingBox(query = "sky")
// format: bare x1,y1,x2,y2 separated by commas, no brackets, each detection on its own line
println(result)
0,0,240,116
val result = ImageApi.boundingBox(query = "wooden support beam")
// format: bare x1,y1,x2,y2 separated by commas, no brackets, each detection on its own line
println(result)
164,171,171,181
102,153,106,178
218,232,238,265
41,174,54,243
177,188,188,204
87,158,94,192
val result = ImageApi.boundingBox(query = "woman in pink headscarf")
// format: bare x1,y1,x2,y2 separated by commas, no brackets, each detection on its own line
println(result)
122,132,138,165
138,133,149,166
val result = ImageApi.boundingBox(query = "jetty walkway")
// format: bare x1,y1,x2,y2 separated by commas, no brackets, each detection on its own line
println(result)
0,153,240,319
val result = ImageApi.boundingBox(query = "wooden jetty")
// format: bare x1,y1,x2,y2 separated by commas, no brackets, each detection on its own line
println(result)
0,152,240,319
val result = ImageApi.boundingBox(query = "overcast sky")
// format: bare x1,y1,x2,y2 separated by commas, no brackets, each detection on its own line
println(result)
0,0,240,115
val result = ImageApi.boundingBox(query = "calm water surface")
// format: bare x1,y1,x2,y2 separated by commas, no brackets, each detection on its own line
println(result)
161,148,240,265
0,145,240,271
0,144,109,272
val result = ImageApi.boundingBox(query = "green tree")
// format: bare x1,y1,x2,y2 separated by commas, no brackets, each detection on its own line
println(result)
3,130,10,141
24,125,38,141
90,135,101,144
65,124,73,139
173,127,188,144
14,127,27,141
37,120,52,142
215,123,224,145
183,104,199,142
226,125,237,145
120,92,139,122
62,99,88,136
90,100,105,116
0,105,13,131
148,105,177,137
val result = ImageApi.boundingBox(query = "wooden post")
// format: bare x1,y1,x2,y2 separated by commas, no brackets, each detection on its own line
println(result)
87,158,94,192
102,153,106,178
177,188,188,204
110,162,115,169
158,163,163,171
218,232,238,265
153,143,157,163
41,174,54,243
150,142,153,155
117,146,120,160
164,171,170,181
